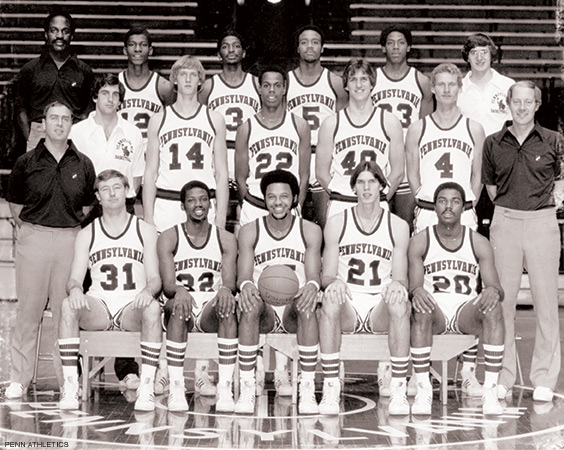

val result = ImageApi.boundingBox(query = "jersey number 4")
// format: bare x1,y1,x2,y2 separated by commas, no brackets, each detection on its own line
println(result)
347,258,381,286
434,152,454,178
169,142,204,170
100,263,137,291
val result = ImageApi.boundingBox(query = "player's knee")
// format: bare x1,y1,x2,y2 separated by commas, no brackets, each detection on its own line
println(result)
61,298,78,320
411,309,432,327
318,299,341,324
483,302,503,327
387,299,411,320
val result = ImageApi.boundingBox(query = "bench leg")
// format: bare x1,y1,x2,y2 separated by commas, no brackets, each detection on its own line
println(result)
81,356,90,402
441,360,448,405
291,357,298,405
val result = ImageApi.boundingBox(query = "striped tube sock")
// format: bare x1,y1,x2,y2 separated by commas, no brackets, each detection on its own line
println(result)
390,356,409,380
218,337,237,383
238,344,258,379
411,347,431,384
140,341,162,383
462,343,479,372
59,337,80,382
320,352,340,380
299,344,318,380
483,344,504,388
166,340,186,383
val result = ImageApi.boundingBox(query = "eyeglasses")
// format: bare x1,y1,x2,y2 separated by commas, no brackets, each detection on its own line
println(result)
468,49,489,58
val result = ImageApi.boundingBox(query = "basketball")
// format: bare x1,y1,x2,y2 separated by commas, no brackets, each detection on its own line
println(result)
257,264,300,307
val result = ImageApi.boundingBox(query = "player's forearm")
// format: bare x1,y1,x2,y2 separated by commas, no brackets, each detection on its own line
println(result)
144,276,162,298
66,278,84,296
215,178,229,229
142,178,157,224
316,169,332,192
17,110,30,140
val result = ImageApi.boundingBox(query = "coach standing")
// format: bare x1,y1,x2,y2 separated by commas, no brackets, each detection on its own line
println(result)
16,11,93,151
483,81,563,402
5,101,96,398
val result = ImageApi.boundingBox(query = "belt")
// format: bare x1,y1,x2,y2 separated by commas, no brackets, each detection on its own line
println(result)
417,199,473,211
330,191,387,202
156,187,216,201
244,192,267,210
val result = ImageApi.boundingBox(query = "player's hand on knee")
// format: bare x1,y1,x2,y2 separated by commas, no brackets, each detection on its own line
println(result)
239,282,261,313
473,287,500,315
68,288,90,311
134,287,156,309
324,279,351,305
382,280,408,304
168,288,193,321
411,287,435,314
215,286,236,318
295,281,319,313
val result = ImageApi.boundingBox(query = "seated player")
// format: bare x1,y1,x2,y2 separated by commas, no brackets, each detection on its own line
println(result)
157,180,238,412
319,161,411,415
58,169,162,411
235,170,322,415
409,182,505,415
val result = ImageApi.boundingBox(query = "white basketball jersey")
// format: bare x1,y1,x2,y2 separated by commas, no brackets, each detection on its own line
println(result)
329,107,391,196
118,71,165,142
156,105,216,192
252,216,307,286
423,225,479,303
173,223,223,292
87,215,146,308
207,73,260,144
417,114,475,203
371,67,424,136
286,68,338,146
246,112,301,198
337,208,394,295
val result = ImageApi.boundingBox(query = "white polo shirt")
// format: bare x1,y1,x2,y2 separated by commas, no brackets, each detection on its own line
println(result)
70,112,144,198
458,68,515,137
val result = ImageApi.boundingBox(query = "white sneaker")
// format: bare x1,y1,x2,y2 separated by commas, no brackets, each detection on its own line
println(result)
377,363,392,397
388,380,410,416
154,366,169,395
319,379,340,415
134,381,155,411
195,371,217,396
216,380,235,413
461,368,483,397
482,385,504,415
497,384,512,400
407,376,417,397
59,381,79,410
255,367,265,396
167,379,188,412
119,373,140,391
533,386,554,402
298,379,318,415
274,369,293,397
235,378,256,414
5,382,25,399
412,381,433,415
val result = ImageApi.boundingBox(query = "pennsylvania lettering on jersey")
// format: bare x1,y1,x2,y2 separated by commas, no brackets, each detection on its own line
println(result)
254,248,305,266
119,98,162,114
420,138,473,158
339,243,392,260
175,257,222,272
372,89,421,108
424,259,478,276
287,93,335,111
249,136,298,158
335,135,387,155
90,247,144,265
208,94,260,112
160,128,214,146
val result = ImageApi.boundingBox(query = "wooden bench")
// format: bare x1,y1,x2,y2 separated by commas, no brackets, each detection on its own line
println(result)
80,331,476,404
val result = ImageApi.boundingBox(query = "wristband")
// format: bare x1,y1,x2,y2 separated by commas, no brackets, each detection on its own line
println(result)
218,285,233,294
306,280,320,291
240,280,256,291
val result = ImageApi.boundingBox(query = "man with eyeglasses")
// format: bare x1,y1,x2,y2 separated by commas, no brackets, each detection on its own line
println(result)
483,80,563,403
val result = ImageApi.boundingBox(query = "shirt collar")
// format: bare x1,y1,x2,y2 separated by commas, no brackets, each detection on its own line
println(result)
39,46,79,67
494,120,546,144
36,139,80,159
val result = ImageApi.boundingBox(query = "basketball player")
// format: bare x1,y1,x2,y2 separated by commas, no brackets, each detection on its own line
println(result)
57,169,162,411
406,63,484,234
199,31,261,185
319,161,411,415
143,55,229,232
235,66,311,226
235,170,322,415
286,24,348,227
157,180,238,412
119,27,175,152
371,26,433,229
409,182,505,415
316,58,404,219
